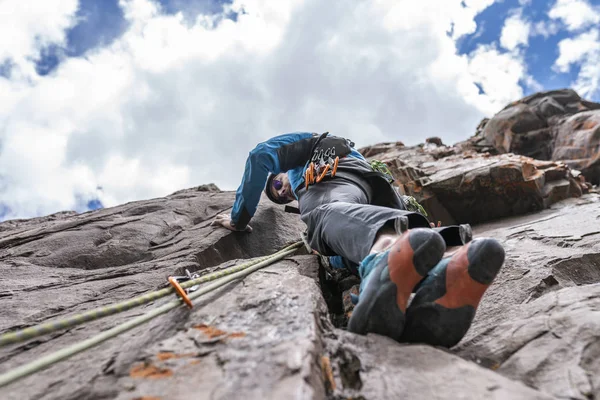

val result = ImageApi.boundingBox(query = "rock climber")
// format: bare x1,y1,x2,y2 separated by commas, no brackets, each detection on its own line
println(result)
212,132,505,347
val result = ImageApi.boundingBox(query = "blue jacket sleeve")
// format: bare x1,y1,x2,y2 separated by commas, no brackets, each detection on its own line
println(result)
231,132,315,229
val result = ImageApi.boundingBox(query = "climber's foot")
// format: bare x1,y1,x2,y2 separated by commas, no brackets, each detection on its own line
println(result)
348,228,446,341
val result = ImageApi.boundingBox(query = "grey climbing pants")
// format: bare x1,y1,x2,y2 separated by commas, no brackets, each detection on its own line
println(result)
296,178,426,265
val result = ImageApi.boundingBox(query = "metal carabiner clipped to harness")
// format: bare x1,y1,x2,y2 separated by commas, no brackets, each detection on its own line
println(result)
305,156,340,189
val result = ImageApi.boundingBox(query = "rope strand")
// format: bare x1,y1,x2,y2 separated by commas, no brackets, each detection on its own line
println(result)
0,244,301,388
0,242,302,347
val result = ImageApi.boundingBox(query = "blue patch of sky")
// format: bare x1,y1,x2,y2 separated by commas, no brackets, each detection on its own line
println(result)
156,0,241,25
457,0,584,98
74,194,104,213
35,0,128,76
521,0,578,95
66,0,128,56
456,0,515,55
0,204,11,221
0,60,13,79
157,0,232,16
474,82,485,95
34,45,63,76
524,30,575,94
33,0,241,77
86,199,104,211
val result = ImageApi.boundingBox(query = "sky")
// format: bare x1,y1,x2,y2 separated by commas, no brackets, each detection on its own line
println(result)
0,0,599,221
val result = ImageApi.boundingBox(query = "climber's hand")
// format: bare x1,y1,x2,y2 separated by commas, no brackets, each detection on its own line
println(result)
211,213,253,233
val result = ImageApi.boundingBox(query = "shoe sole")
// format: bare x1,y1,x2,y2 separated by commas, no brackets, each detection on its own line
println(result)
401,238,505,347
435,238,504,309
347,229,446,341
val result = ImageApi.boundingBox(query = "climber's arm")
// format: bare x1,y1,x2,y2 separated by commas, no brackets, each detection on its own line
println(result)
228,132,318,231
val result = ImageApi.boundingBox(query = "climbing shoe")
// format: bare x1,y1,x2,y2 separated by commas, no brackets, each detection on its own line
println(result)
347,228,446,341
400,238,505,348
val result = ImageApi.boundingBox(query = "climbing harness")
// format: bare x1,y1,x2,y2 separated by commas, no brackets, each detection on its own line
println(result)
304,132,353,191
0,242,303,388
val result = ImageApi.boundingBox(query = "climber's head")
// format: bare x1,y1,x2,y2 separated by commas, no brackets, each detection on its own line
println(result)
265,172,295,204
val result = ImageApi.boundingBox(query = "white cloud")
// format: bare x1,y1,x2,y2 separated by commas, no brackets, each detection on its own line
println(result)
548,0,600,98
548,0,600,31
0,0,539,220
554,29,600,98
466,44,527,107
0,0,79,78
500,9,531,51
554,29,599,71
531,20,561,38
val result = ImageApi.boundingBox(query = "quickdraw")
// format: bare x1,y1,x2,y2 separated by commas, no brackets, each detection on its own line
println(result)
304,156,340,190
168,277,193,308
303,131,353,191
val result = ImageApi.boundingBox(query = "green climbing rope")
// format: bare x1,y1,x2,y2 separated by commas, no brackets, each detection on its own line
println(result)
0,243,302,388
0,242,302,348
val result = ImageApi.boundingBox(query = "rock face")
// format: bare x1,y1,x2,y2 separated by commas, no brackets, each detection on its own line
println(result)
2,91,600,399
467,89,600,184
358,91,600,226
456,195,600,400
4,184,596,399
0,187,307,400
359,140,589,225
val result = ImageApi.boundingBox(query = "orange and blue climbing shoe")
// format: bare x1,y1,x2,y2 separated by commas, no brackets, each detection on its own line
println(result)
400,238,505,348
348,228,446,342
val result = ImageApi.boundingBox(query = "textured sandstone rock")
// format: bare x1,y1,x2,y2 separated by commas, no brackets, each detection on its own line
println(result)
552,111,600,184
466,89,600,184
359,140,586,225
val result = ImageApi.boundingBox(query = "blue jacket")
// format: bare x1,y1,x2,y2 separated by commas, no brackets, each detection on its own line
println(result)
231,132,367,228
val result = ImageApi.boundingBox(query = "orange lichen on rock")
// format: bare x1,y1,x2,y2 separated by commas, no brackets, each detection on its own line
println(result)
129,363,173,379
156,352,196,361
193,324,227,338
581,119,598,130
193,324,246,340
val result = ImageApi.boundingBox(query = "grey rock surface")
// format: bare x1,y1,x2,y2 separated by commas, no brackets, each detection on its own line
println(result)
324,332,554,400
467,89,600,184
1,178,599,399
0,185,568,400
0,187,306,399
358,139,588,225
455,194,600,399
